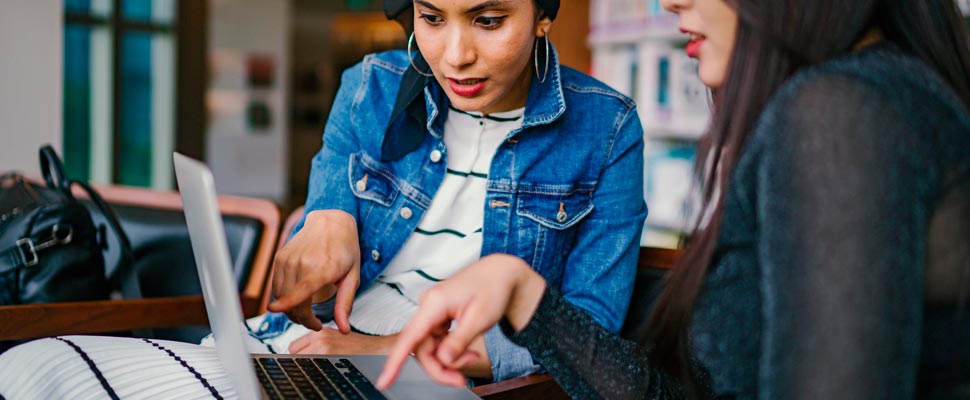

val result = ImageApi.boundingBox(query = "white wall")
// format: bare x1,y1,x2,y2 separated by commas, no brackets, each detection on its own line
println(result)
0,0,63,175
206,0,290,203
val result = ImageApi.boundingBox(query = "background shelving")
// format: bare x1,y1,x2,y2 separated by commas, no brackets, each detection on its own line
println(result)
590,0,707,248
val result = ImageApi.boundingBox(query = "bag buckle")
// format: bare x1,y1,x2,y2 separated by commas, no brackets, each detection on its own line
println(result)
15,224,73,268
15,238,38,268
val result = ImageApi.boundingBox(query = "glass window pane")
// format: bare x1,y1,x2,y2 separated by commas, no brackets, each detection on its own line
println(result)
64,0,91,13
122,0,176,24
65,0,112,18
118,31,175,189
63,25,92,181
119,32,154,187
64,24,113,184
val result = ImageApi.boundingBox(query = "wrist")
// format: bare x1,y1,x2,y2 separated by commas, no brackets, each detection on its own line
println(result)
505,258,545,332
306,209,356,226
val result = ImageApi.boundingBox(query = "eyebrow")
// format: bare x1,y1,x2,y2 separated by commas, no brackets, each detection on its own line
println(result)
414,1,442,12
414,0,511,14
467,1,509,14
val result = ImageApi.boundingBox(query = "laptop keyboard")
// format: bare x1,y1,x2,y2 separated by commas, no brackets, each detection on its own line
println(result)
253,357,387,400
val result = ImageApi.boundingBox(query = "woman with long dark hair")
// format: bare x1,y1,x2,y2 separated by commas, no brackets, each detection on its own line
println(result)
379,0,970,398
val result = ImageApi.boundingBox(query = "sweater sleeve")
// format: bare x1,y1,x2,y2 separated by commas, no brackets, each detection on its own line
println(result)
505,287,687,400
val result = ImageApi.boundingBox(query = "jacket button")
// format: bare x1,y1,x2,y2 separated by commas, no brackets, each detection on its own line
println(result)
355,179,366,192
429,150,442,163
400,207,413,219
371,249,381,262
556,210,568,223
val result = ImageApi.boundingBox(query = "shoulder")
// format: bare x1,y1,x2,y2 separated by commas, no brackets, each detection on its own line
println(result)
759,45,968,134
750,45,961,151
359,50,411,76
559,66,637,114
745,45,970,181
338,50,410,103
334,51,412,126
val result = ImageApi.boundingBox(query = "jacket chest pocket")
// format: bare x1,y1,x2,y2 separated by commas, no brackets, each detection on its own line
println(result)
349,152,399,225
514,185,595,281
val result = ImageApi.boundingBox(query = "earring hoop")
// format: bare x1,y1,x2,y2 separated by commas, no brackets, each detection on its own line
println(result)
408,32,434,77
534,35,550,84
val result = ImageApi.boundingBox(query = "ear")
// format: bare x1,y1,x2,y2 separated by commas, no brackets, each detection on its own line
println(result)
535,16,553,38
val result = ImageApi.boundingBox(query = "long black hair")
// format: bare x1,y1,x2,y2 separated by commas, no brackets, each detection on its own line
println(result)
643,0,970,396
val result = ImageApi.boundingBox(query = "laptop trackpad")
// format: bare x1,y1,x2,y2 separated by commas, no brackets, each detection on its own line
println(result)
349,356,481,400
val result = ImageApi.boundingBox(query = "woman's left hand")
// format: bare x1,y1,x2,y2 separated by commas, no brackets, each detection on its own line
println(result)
376,254,546,389
288,329,396,355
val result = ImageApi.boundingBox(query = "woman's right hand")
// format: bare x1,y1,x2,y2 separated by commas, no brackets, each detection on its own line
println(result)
377,254,547,389
268,209,360,333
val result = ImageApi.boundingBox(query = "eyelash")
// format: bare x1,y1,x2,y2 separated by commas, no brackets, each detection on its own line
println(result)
417,13,508,29
476,16,507,29
418,13,443,26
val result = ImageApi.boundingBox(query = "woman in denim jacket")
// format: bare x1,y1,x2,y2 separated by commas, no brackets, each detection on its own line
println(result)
262,0,647,383
0,0,646,396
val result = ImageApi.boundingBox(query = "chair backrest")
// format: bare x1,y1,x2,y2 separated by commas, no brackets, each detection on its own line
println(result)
0,182,280,343
620,247,682,340
83,184,281,342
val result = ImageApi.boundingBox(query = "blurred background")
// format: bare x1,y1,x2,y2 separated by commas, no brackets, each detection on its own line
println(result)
2,0,969,248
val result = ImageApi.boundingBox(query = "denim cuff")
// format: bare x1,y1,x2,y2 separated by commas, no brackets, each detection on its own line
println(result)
483,323,541,382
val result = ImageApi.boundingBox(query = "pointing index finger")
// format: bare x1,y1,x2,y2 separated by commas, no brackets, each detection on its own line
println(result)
378,299,452,389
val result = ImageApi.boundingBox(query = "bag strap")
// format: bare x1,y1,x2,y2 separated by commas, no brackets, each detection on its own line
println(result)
39,145,71,195
70,180,141,299
0,238,38,275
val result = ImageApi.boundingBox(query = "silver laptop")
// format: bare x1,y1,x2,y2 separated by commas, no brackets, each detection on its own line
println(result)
173,153,480,400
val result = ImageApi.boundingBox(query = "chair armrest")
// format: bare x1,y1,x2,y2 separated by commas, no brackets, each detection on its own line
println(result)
0,295,261,341
471,374,569,400
638,247,683,270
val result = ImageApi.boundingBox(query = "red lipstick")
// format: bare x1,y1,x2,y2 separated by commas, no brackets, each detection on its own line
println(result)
448,78,487,97
680,28,706,59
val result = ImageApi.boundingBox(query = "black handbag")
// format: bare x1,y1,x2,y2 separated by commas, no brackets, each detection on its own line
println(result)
0,146,134,309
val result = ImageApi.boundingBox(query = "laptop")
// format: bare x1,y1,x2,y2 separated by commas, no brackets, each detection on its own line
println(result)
173,153,481,400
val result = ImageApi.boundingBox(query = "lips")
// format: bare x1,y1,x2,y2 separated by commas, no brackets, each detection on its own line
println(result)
680,28,707,59
448,78,487,97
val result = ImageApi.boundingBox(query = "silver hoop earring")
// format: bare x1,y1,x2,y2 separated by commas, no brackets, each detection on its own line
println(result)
534,36,550,84
408,32,434,77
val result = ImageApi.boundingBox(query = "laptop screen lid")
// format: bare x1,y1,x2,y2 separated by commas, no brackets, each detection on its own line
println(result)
174,152,262,400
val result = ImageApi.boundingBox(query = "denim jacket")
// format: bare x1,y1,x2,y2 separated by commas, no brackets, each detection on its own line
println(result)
294,48,647,381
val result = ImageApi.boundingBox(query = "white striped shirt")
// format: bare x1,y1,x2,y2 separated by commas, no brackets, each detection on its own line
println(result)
348,106,525,336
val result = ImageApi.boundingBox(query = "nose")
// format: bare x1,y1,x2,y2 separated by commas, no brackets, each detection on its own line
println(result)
443,27,476,70
660,0,690,13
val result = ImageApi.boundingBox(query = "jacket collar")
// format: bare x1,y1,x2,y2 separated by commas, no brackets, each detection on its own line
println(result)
381,45,566,162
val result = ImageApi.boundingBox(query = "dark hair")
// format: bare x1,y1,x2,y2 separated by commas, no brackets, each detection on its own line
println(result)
642,0,970,397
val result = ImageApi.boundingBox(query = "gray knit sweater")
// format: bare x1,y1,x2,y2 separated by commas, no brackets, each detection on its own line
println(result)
506,44,970,399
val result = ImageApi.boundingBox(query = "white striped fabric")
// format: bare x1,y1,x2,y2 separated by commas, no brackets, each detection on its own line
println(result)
0,336,236,400
356,106,524,336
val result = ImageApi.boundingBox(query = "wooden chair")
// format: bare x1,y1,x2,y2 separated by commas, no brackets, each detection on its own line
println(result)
469,246,683,399
0,183,281,342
